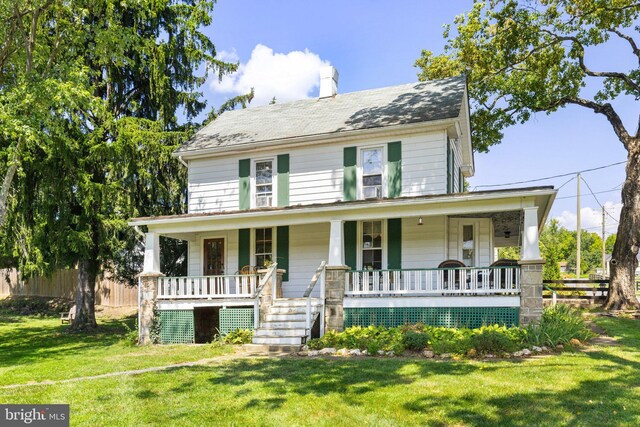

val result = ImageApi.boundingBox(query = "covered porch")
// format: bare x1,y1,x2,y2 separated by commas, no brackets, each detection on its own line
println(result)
131,187,555,343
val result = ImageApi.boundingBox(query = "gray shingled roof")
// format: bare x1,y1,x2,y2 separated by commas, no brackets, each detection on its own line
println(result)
176,75,466,154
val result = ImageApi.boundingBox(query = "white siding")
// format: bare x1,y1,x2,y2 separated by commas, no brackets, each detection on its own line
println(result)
188,156,241,213
186,129,450,214
401,216,447,269
283,223,330,298
447,217,493,266
401,132,447,196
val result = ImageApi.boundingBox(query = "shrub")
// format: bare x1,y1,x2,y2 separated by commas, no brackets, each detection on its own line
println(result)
525,305,595,347
402,331,430,351
470,329,518,354
223,329,253,344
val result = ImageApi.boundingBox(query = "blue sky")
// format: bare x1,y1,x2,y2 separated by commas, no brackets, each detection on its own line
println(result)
200,0,634,237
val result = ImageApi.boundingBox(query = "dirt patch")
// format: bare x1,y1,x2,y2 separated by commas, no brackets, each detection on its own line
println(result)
95,305,137,319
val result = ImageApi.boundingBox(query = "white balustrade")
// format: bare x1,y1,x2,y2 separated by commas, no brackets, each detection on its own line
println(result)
157,274,258,299
346,267,520,296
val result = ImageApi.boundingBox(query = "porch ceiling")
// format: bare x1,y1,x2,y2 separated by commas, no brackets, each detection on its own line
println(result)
129,186,556,235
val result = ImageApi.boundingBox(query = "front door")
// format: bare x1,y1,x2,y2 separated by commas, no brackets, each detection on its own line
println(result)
203,238,225,275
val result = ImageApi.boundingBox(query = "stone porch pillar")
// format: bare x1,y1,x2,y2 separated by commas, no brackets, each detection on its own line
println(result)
518,260,545,326
139,232,163,345
324,266,349,332
325,220,348,333
139,272,162,345
519,206,544,326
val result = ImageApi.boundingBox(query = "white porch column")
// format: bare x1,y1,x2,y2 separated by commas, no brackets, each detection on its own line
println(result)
143,232,162,274
328,220,344,266
521,207,542,261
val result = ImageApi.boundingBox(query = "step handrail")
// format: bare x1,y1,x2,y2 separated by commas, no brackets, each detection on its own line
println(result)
304,261,327,340
252,263,278,330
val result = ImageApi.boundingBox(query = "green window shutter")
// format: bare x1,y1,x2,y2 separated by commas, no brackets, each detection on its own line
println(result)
343,147,357,201
387,218,402,270
458,168,464,193
276,226,289,281
277,154,290,207
239,159,251,210
446,141,453,194
344,221,357,270
238,229,251,269
387,141,402,198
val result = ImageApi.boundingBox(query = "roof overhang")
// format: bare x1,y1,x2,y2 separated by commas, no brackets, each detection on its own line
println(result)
174,117,462,161
129,187,557,237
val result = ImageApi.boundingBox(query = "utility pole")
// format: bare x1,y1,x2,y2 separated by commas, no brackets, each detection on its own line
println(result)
602,206,606,276
576,173,581,278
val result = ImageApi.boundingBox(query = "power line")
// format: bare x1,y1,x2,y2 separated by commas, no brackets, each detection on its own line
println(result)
555,187,622,200
473,160,626,189
580,176,620,224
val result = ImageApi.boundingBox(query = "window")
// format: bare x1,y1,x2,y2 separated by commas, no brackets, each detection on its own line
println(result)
255,160,273,207
362,148,383,199
462,224,475,266
362,221,383,270
255,228,273,268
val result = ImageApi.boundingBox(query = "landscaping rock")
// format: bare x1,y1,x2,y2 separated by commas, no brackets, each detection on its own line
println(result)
298,350,308,357
522,349,532,356
439,353,452,358
532,346,542,352
569,338,582,347
556,344,564,349
541,346,549,352
467,348,477,358
318,347,336,355
336,348,349,356
362,350,368,356
485,354,495,358
302,345,310,351
422,350,435,358
348,349,362,356
385,351,395,357
307,350,319,357
377,350,386,356
513,350,524,357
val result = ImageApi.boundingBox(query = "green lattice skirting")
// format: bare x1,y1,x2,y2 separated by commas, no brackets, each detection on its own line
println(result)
158,310,194,344
344,307,519,328
219,308,254,335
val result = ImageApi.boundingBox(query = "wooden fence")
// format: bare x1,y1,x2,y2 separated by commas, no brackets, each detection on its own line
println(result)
0,269,137,307
543,278,640,305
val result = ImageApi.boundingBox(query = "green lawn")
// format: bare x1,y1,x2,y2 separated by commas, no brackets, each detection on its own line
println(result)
1,312,639,426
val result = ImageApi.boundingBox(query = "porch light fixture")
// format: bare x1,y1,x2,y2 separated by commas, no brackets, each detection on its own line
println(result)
418,216,424,226
504,230,511,239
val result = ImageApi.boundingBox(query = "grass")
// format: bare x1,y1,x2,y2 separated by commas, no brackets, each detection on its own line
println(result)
0,311,639,426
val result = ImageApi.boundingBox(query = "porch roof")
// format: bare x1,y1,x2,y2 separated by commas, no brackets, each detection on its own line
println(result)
129,186,556,236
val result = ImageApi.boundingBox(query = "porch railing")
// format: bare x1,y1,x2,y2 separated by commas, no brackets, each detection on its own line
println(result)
346,266,520,297
157,274,258,299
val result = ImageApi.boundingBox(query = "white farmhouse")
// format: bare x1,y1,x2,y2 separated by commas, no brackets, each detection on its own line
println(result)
130,68,556,346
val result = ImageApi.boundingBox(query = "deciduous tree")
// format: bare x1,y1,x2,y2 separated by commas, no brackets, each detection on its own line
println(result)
416,0,640,309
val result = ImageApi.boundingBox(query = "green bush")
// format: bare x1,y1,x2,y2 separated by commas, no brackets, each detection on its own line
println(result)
223,329,253,345
402,331,430,351
308,325,404,353
525,304,595,347
470,329,518,354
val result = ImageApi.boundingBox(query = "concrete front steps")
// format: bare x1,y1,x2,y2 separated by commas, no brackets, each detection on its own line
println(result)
251,298,321,347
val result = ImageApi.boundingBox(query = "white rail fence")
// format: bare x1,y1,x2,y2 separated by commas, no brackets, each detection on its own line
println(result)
157,274,258,299
347,267,520,297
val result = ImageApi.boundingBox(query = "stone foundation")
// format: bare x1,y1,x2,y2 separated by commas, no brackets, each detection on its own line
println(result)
324,266,349,332
518,260,545,326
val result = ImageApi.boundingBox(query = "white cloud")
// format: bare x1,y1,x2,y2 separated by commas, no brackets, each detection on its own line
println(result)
554,201,622,235
210,44,330,106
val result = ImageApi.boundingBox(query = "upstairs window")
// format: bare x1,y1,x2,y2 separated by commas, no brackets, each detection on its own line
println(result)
255,160,273,207
362,148,383,199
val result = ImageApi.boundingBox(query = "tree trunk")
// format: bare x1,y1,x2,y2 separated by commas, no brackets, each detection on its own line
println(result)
71,259,98,329
605,138,640,310
0,148,19,228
